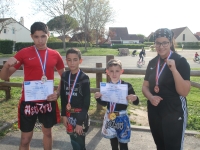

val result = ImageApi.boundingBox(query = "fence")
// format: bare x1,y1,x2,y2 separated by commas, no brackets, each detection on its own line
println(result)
0,55,200,101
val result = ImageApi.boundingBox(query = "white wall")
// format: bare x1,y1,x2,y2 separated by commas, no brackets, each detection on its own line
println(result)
176,27,198,42
123,40,139,44
0,19,32,42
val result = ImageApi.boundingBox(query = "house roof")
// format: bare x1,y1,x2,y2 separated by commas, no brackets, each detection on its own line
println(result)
0,18,10,23
171,27,187,39
194,35,200,41
109,27,129,40
109,27,142,41
0,17,30,31
195,32,200,36
129,34,139,40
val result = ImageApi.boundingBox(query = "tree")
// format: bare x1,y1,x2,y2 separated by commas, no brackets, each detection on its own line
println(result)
89,0,114,46
137,34,145,39
32,0,76,51
0,0,16,34
72,0,114,51
47,15,78,42
0,0,15,18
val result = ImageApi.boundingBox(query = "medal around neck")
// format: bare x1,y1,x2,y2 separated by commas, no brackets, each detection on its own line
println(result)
41,75,47,83
109,113,116,120
154,85,159,93
66,103,71,110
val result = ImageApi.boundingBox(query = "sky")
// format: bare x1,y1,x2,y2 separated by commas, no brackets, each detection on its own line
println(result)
13,0,200,37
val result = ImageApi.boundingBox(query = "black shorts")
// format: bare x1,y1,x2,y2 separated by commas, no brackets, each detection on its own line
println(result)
18,101,60,132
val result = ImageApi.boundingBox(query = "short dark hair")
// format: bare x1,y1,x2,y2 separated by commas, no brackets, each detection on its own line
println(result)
66,48,82,59
30,22,49,34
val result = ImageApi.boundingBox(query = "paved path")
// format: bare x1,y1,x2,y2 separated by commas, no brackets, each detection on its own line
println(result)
0,124,200,150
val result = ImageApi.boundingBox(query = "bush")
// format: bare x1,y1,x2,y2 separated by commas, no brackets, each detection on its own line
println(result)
112,44,145,49
0,40,13,54
176,42,200,49
15,42,34,52
144,42,154,46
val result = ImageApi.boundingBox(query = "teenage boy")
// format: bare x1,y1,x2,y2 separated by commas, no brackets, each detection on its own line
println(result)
60,48,90,150
94,59,139,150
0,22,65,150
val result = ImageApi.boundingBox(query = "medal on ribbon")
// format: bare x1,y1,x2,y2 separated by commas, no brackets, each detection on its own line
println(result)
66,70,80,111
34,46,48,83
155,51,172,93
109,112,116,120
108,80,121,120
109,102,116,120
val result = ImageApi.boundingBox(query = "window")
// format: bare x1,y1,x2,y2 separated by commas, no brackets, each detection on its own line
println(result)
183,34,185,41
12,28,15,34
4,29,6,33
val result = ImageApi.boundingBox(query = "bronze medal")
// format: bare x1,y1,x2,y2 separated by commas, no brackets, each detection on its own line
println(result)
154,85,159,93
109,113,116,120
66,103,71,110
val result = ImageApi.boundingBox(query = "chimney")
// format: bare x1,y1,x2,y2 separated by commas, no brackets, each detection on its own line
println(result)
19,17,24,26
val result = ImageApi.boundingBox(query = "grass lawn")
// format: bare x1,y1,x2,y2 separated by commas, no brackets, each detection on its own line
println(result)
0,76,200,134
56,47,119,56
0,47,138,58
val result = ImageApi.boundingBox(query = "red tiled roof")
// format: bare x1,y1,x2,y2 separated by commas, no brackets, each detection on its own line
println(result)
109,27,129,40
195,32,200,36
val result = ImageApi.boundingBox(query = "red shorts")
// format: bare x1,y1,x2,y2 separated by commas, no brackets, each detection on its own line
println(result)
18,101,60,132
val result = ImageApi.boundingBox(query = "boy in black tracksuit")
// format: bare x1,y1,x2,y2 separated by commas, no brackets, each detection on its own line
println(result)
60,48,90,150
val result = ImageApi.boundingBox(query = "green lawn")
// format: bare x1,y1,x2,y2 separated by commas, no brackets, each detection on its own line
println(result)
0,77,199,132
0,47,129,58
56,47,119,56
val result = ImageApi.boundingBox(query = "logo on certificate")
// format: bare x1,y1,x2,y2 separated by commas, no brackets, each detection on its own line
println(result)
24,81,30,85
101,82,106,86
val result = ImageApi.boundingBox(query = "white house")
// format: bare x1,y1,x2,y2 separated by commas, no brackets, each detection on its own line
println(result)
109,27,144,44
171,27,198,42
148,27,198,43
0,17,32,43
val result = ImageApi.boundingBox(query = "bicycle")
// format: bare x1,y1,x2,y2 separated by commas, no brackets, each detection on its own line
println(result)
137,60,145,68
193,56,200,64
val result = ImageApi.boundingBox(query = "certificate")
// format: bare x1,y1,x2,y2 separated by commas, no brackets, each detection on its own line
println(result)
24,80,54,101
100,82,128,105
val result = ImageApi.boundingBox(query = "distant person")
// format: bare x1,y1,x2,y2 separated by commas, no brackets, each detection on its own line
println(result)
94,59,139,150
60,48,90,150
194,52,199,60
139,48,145,62
142,28,190,150
0,22,65,149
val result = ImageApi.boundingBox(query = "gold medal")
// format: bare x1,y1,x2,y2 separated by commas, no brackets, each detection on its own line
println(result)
109,113,116,120
66,103,71,110
154,85,159,93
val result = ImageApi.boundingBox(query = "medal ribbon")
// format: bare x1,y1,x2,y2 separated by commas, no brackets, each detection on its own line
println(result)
34,46,48,76
68,69,80,104
155,51,172,86
109,80,121,113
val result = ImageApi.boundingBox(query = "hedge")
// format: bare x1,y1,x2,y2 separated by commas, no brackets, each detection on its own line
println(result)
15,42,34,51
0,40,13,54
14,42,91,52
176,42,200,49
112,44,145,49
